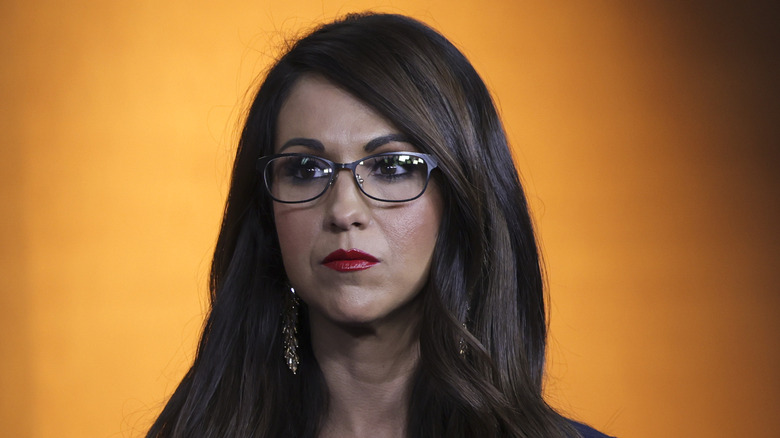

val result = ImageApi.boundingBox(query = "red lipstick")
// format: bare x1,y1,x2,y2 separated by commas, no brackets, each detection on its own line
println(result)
322,249,379,272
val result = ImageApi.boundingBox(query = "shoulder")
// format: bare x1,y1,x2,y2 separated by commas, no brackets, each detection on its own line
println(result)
569,420,616,438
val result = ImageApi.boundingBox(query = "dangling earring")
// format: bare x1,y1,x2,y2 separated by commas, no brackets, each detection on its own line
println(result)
283,287,300,374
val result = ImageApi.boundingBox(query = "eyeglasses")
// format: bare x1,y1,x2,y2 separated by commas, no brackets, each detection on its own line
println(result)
257,151,438,203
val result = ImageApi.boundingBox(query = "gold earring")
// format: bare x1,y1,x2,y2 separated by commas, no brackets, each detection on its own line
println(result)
283,287,300,374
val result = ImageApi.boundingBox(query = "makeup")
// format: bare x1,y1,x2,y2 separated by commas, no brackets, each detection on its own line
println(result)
322,248,379,272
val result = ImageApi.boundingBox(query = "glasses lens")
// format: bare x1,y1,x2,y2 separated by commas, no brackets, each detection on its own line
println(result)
357,154,431,201
265,155,333,202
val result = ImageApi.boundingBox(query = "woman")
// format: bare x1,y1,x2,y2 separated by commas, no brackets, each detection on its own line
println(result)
148,13,612,438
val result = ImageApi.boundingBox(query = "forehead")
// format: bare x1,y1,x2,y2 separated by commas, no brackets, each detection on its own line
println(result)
274,75,400,155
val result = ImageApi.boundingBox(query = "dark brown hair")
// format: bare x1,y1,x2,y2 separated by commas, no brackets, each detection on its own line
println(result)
148,12,580,437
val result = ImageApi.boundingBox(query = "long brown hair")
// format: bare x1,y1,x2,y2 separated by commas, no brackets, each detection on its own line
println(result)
148,13,580,437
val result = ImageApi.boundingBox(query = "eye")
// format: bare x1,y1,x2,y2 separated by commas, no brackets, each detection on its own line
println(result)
378,157,404,176
369,155,412,178
282,156,331,182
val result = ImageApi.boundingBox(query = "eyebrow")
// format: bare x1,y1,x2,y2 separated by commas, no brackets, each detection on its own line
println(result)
278,133,412,154
278,138,324,152
364,134,411,152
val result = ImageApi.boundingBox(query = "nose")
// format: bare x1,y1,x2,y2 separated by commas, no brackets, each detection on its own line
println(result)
324,169,371,231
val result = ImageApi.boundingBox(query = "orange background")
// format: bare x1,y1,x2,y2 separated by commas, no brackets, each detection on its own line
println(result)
1,1,778,437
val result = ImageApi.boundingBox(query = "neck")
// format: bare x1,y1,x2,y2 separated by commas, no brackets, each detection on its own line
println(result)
309,305,421,438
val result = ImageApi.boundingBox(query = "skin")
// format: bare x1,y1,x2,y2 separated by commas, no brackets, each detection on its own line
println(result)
273,74,444,437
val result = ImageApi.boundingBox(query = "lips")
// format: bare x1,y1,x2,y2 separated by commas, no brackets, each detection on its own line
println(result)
322,248,379,272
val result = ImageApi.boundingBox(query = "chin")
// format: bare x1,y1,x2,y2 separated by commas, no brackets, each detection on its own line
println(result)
326,305,388,328
329,298,422,330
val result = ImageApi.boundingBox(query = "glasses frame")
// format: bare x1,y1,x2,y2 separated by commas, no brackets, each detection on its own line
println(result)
257,151,439,204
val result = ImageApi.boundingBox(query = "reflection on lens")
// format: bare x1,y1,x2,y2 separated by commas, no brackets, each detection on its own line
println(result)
268,156,332,202
360,154,428,201
260,152,436,203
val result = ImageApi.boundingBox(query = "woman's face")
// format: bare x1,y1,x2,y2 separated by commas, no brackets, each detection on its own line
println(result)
272,75,443,328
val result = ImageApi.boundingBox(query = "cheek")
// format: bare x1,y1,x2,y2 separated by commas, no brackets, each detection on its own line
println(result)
273,206,317,275
385,192,443,265
386,214,438,255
